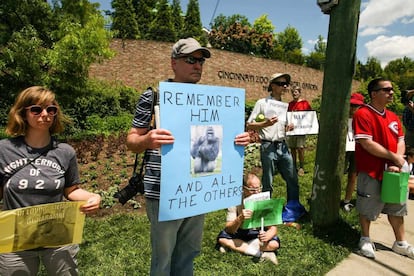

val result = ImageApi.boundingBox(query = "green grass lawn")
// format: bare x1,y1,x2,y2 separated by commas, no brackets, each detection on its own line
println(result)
74,209,359,276
72,140,360,275
36,138,361,275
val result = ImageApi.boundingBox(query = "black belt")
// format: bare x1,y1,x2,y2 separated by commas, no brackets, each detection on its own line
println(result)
261,140,285,144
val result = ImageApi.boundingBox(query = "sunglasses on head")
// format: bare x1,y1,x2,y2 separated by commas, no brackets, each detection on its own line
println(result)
25,105,58,116
272,81,289,87
180,56,205,65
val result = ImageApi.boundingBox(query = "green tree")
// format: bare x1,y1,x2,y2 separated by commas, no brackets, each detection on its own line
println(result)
148,0,175,42
384,57,414,90
134,0,157,39
276,25,304,64
182,0,205,44
55,0,101,25
0,0,113,109
305,35,326,70
355,57,383,81
111,0,140,39
171,0,184,37
252,14,274,35
0,0,56,98
48,13,114,100
210,14,251,31
0,26,49,102
209,14,274,58
209,23,273,57
0,0,56,46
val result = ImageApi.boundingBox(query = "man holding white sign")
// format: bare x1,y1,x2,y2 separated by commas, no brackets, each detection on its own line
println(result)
246,73,306,223
126,38,250,276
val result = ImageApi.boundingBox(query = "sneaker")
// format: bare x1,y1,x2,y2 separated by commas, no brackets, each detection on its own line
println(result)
218,246,227,253
359,238,376,259
297,168,305,176
260,252,278,265
392,242,414,259
340,200,354,212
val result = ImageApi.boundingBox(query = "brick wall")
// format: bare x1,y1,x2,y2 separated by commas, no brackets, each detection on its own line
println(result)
89,39,360,103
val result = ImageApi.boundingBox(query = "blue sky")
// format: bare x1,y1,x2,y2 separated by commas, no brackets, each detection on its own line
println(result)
93,0,414,68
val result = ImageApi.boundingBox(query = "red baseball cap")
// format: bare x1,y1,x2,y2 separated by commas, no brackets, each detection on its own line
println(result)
350,93,364,105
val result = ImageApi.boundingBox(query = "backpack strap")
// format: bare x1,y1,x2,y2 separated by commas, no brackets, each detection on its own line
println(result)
147,87,159,130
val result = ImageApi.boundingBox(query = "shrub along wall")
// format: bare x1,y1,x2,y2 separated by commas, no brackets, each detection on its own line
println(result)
89,39,360,104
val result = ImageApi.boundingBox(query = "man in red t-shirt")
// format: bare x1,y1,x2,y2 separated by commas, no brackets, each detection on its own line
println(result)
353,77,414,260
287,85,312,176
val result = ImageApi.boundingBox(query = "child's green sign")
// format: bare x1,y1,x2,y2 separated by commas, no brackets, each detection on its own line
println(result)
242,198,285,229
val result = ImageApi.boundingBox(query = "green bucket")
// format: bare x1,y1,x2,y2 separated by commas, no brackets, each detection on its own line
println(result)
381,171,409,203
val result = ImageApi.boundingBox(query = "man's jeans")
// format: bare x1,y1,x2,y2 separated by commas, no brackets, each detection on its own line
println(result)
260,140,300,201
146,198,204,276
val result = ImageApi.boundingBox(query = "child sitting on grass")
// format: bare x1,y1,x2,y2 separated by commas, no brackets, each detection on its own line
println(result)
215,173,280,265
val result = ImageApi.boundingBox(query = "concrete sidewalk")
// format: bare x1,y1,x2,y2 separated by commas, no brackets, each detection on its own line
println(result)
327,199,414,276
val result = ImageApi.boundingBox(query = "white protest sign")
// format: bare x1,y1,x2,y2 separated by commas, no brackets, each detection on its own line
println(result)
286,111,319,135
264,99,288,124
345,118,355,151
243,191,270,204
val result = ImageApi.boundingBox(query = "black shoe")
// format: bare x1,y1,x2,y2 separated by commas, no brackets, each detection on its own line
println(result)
340,200,354,212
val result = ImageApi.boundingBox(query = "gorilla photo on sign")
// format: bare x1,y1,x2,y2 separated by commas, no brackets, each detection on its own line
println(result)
190,125,222,175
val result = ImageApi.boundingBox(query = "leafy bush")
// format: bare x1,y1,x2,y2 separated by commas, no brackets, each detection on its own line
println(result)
245,100,256,121
61,80,139,133
84,112,133,135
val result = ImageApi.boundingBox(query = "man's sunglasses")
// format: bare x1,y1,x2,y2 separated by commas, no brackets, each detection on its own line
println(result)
181,56,206,65
374,87,393,92
25,105,58,116
272,81,289,87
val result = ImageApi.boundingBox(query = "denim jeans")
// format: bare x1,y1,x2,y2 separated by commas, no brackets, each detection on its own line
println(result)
260,141,300,201
146,198,205,276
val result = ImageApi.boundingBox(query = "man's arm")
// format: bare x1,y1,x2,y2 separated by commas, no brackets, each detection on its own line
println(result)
358,138,405,170
126,127,175,153
246,117,279,131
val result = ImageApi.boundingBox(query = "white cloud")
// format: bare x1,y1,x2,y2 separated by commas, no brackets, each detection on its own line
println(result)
359,27,387,36
402,17,414,24
307,38,327,45
360,0,414,29
358,1,414,65
365,35,414,67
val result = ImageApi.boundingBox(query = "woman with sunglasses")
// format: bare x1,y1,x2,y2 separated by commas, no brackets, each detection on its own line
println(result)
0,86,101,275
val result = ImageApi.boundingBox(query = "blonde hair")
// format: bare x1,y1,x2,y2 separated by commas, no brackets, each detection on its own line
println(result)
6,86,69,136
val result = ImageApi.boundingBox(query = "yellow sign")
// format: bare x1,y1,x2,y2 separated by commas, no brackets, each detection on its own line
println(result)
0,201,86,253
